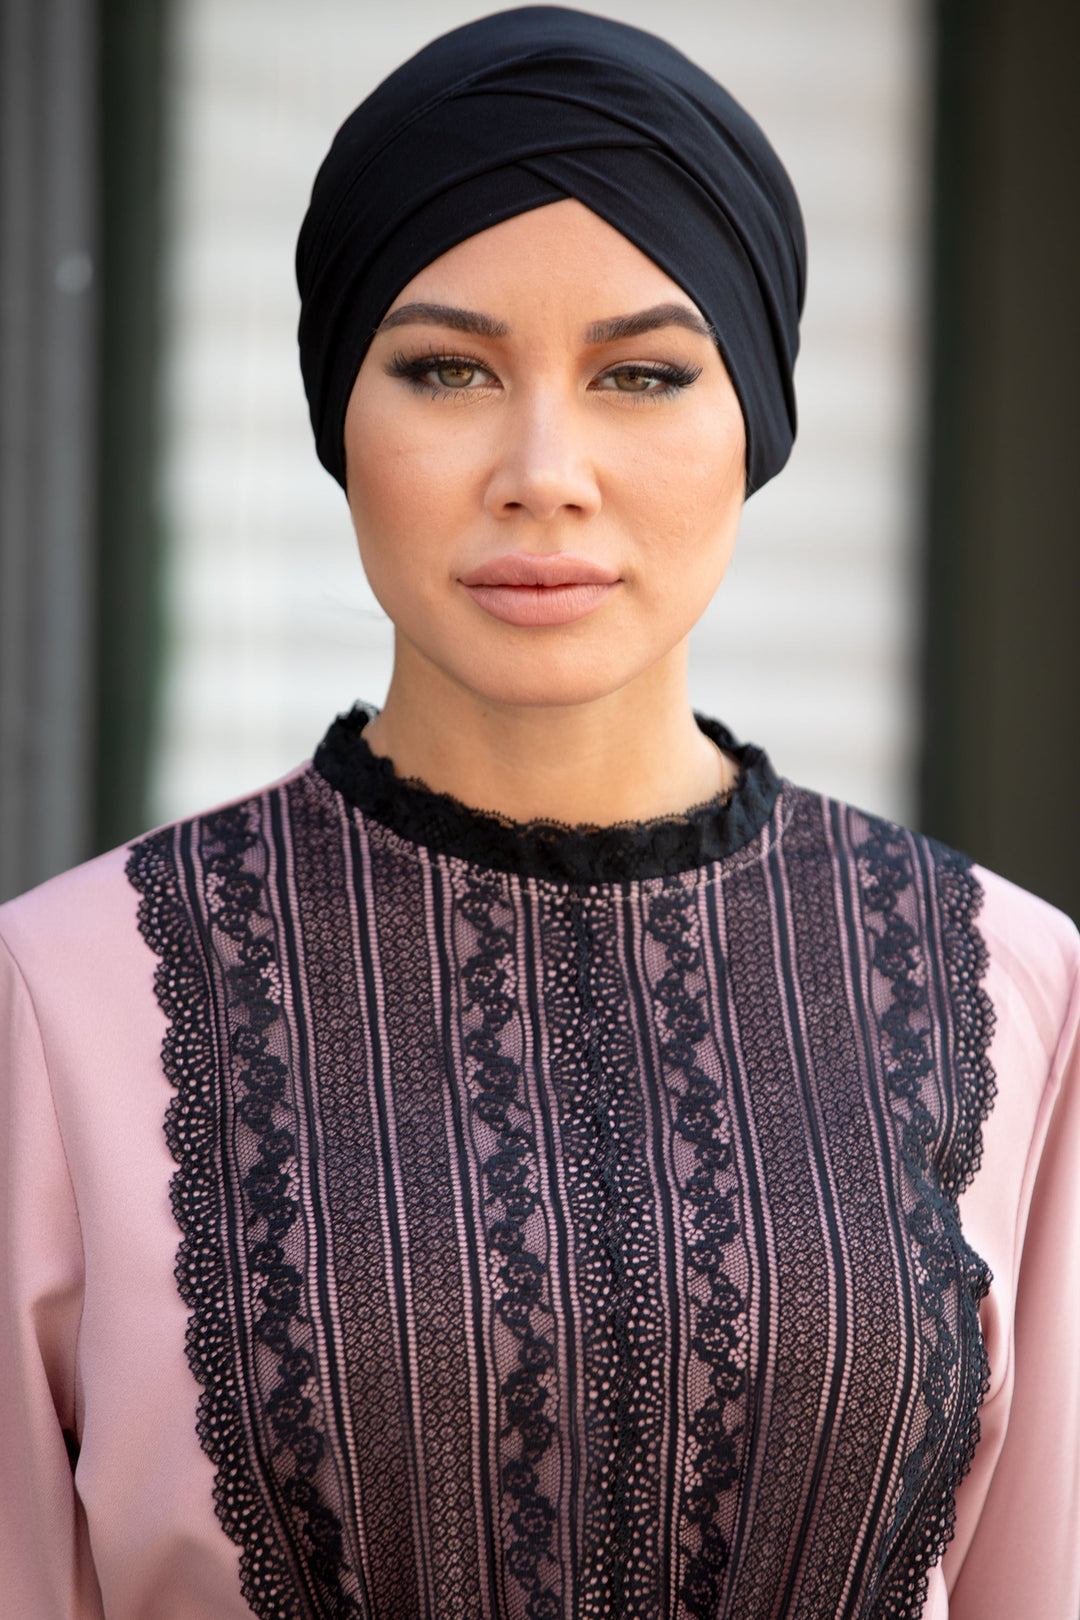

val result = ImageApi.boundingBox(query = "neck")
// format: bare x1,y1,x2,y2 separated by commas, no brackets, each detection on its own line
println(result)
361,638,732,826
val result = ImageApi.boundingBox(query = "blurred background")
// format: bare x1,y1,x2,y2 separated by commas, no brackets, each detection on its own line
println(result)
2,0,1078,914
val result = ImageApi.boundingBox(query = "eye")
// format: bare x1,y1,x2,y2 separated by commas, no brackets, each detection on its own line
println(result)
591,361,702,397
431,361,484,389
385,349,500,394
598,367,665,394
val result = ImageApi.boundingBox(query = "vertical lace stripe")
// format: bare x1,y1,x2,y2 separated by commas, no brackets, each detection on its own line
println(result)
128,767,995,1619
128,805,369,1618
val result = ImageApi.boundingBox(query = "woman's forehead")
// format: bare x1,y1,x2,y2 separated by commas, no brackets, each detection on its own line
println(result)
382,201,706,328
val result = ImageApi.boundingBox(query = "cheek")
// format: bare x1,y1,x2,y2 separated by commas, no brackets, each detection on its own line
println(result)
348,422,428,535
345,410,474,585
617,413,745,566
345,420,427,620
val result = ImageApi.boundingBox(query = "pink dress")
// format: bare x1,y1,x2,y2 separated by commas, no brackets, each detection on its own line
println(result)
1,720,1078,1618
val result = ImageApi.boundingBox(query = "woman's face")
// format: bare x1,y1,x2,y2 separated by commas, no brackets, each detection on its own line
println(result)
344,198,746,710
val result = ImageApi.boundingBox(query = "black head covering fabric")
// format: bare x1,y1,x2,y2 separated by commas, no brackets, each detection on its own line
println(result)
296,6,806,496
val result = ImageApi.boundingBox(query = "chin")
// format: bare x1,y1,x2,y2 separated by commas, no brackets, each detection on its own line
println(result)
445,647,645,711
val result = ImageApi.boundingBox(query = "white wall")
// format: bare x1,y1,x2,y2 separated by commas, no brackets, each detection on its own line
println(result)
153,0,926,825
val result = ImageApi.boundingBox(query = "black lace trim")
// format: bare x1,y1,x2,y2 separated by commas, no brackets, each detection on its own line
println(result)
127,823,304,1613
569,890,641,1612
128,813,362,1619
856,825,996,1620
313,704,780,883
933,847,998,1203
646,882,748,1618
455,865,563,1613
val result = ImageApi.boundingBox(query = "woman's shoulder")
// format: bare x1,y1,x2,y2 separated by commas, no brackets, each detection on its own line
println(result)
972,858,1079,962
970,859,1080,1062
0,761,313,978
0,840,139,976
787,780,1080,1045
803,781,1077,958
0,842,167,1128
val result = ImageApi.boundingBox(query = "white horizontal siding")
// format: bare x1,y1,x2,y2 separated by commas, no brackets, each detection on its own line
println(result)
153,0,926,825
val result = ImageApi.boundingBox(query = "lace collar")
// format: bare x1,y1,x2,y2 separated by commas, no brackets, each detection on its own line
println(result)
313,703,781,884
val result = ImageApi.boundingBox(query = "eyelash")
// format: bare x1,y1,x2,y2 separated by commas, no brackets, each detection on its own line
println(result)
384,348,703,400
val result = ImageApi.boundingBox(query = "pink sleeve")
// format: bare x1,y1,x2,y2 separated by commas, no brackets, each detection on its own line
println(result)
0,933,104,1615
945,876,1080,1619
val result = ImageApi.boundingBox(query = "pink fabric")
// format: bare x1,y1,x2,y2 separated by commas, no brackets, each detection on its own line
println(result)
1,836,1077,1617
0,845,247,1617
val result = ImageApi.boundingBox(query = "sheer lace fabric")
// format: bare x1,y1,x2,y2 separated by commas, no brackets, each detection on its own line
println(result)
127,712,994,1620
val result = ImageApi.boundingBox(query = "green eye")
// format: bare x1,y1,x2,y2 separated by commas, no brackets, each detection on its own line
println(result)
608,369,657,392
385,350,501,394
590,361,701,396
435,363,476,388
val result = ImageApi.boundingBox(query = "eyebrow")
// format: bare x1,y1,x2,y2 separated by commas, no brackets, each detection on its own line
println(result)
375,299,715,345
585,304,716,344
376,302,510,339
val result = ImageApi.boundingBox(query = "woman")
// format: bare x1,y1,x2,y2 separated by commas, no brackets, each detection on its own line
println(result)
1,8,1077,1618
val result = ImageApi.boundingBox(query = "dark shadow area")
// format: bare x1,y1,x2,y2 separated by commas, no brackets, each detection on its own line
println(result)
920,0,1080,919
0,0,167,902
93,0,169,854
1,0,103,899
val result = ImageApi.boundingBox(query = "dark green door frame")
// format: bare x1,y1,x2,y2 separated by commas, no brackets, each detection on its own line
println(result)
0,0,168,901
921,0,1080,920
0,0,102,900
93,0,169,854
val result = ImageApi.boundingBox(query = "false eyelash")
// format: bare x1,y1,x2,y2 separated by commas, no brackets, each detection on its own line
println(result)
384,348,495,387
383,349,705,397
593,360,703,393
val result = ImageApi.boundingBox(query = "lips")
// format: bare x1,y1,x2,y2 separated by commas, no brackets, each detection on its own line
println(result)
458,552,620,627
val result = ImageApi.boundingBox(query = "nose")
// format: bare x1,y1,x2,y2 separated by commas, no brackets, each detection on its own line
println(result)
483,392,602,524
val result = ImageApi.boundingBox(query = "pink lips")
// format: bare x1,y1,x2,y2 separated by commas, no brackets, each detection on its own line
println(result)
459,553,620,628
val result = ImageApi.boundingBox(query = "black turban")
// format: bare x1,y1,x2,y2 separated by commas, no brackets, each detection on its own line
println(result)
296,5,806,496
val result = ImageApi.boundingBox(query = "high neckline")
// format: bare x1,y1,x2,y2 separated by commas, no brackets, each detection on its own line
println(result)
312,704,781,884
